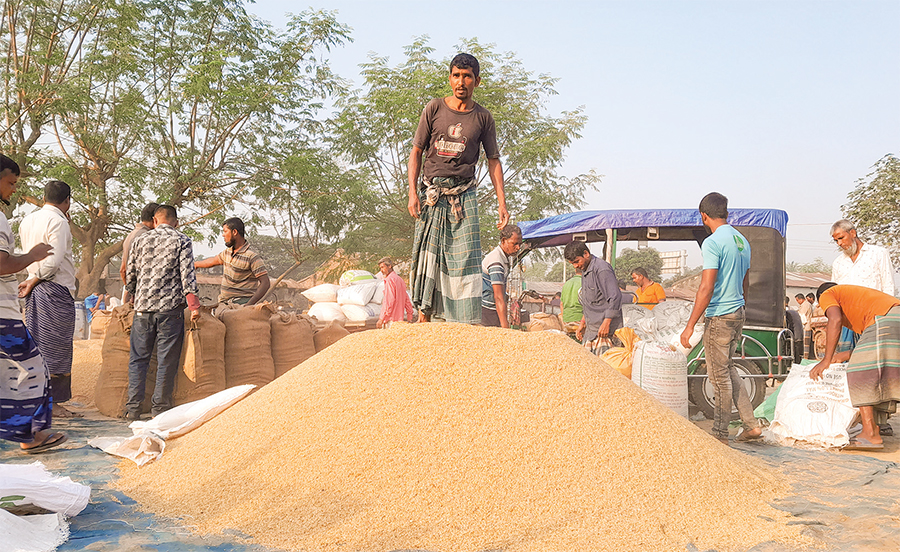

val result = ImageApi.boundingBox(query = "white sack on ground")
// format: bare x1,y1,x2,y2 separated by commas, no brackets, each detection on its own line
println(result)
341,303,381,323
769,362,856,448
129,384,256,439
0,509,68,552
301,283,340,303
0,463,90,517
308,301,347,324
88,434,165,468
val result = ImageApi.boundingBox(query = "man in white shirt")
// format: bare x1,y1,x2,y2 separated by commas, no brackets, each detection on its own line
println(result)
18,180,79,418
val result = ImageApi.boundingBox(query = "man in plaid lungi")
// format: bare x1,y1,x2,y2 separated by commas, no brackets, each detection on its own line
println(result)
407,53,510,324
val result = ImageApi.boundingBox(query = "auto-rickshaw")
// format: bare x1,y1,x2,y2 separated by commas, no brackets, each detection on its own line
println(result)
517,208,794,418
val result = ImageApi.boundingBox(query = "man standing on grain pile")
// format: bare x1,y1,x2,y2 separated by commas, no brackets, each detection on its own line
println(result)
0,154,67,453
680,192,762,445
564,240,622,354
18,180,80,418
408,52,509,324
124,205,200,420
194,217,270,306
481,224,523,328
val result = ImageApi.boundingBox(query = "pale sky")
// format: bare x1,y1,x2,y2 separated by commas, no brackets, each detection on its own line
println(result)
248,0,899,266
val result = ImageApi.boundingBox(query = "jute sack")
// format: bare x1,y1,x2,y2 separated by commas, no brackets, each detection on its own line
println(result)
173,307,227,405
313,320,350,353
527,312,564,332
216,303,276,388
89,310,112,340
270,311,317,378
95,304,157,418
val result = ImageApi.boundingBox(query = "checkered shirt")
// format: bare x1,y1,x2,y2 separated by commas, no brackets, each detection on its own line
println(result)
125,224,199,312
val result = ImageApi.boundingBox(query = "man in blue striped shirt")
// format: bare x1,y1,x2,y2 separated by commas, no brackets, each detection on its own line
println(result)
481,225,522,328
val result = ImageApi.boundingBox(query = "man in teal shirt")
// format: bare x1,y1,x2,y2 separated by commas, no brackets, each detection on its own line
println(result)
680,192,762,445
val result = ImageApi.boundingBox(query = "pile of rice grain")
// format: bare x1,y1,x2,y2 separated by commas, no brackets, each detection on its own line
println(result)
71,339,104,407
116,323,804,552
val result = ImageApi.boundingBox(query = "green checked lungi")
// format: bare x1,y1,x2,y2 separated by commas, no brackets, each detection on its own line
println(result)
846,305,900,423
410,181,482,324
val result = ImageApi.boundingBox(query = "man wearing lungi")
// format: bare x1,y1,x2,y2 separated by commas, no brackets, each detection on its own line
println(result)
810,282,900,450
680,192,762,445
0,155,67,452
407,53,509,324
18,180,79,418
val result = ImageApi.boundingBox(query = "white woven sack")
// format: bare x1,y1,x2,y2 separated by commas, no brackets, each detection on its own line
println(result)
301,283,340,303
341,302,382,322
370,279,386,304
308,302,348,324
631,341,689,418
339,270,376,286
337,282,377,306
769,363,856,448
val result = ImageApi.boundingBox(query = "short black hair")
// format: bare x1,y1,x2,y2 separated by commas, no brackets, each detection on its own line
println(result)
815,282,836,301
0,154,20,176
499,224,521,241
44,180,71,205
141,202,160,223
223,217,245,238
450,53,480,79
806,292,816,301
154,204,177,222
794,293,805,301
631,267,649,279
699,192,728,220
564,240,589,262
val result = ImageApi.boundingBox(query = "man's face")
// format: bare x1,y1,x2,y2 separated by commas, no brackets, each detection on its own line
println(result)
500,233,523,256
795,297,804,306
0,170,19,202
222,226,237,248
631,272,643,286
568,251,591,272
807,296,815,304
449,66,479,102
378,262,390,276
832,228,858,256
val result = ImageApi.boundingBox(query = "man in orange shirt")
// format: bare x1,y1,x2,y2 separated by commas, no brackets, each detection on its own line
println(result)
810,282,900,450
631,267,665,308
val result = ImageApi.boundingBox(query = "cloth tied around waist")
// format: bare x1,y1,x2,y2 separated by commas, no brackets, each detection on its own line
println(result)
423,176,477,222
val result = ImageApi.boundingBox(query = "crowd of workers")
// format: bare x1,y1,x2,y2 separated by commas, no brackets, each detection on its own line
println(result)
2,51,898,456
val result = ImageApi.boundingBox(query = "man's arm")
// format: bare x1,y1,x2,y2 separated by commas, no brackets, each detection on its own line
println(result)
247,273,270,305
0,243,52,276
809,305,843,380
680,269,718,347
408,145,424,218
596,265,621,338
493,282,509,329
487,157,509,229
179,239,201,321
377,278,396,329
194,255,223,269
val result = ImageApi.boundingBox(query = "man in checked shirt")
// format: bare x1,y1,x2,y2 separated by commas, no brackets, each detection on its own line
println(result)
124,205,200,420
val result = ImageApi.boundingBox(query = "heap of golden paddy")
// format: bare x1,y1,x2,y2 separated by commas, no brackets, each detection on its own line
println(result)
116,323,805,552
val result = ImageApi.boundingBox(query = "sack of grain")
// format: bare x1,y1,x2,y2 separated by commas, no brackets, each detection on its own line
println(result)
89,310,112,340
339,269,375,286
270,311,317,378
336,282,377,306
301,283,340,303
217,303,276,389
631,341,689,417
95,304,157,418
600,327,640,379
308,301,347,324
370,279,386,304
527,312,563,332
340,302,381,323
174,308,227,406
313,320,350,352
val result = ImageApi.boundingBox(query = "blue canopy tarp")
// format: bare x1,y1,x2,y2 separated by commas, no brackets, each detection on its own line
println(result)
519,208,788,247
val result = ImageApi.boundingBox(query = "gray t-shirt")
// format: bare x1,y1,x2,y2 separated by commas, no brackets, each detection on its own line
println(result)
412,98,500,180
122,223,150,261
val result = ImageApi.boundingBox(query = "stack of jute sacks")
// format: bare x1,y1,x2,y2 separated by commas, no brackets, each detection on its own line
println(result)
93,302,323,418
303,270,385,326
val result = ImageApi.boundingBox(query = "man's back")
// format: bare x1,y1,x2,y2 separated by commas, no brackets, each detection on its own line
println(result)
128,225,197,312
561,275,583,323
702,225,750,317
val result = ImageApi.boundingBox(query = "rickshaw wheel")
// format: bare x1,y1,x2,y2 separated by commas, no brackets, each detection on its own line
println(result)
688,359,766,421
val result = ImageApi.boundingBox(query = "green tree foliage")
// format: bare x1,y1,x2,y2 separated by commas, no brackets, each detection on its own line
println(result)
614,247,663,283
545,261,566,282
331,37,601,261
786,257,830,273
843,154,900,266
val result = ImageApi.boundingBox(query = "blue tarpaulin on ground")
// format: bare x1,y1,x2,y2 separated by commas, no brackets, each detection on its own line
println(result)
518,208,789,245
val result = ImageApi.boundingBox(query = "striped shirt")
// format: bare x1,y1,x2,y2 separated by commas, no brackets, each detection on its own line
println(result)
216,241,267,303
126,224,199,312
481,245,510,310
